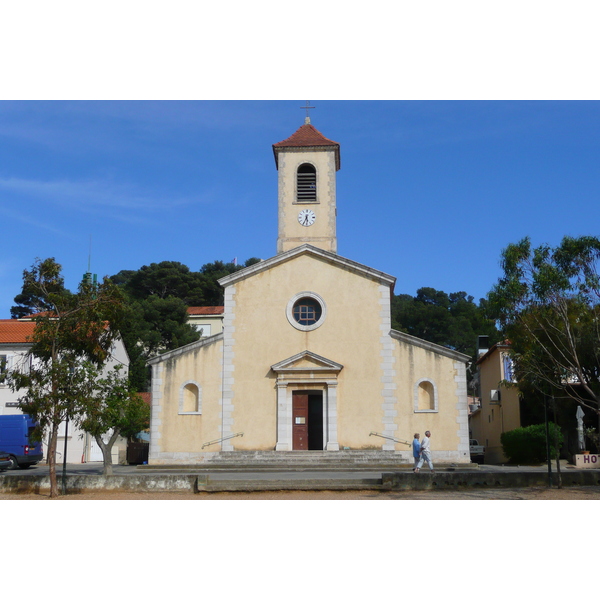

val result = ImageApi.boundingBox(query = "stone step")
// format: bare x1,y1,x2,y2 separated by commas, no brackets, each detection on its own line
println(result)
202,451,408,465
203,451,406,461
140,450,418,471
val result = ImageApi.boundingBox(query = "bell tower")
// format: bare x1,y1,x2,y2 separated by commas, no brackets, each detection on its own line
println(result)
272,115,340,254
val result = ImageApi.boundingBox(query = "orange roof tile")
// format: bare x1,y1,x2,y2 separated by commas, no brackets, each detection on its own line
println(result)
0,320,37,344
139,392,151,406
186,306,224,316
273,123,340,170
0,316,112,345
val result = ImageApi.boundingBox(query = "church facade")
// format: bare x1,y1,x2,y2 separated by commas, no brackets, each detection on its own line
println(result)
147,119,471,465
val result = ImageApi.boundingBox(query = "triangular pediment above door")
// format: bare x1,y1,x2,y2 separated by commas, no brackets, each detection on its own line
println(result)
271,350,343,374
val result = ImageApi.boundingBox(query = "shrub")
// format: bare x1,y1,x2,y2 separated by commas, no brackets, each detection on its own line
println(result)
501,423,562,464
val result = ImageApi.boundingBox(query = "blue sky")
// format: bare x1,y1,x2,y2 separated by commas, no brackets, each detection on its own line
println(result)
1,100,599,316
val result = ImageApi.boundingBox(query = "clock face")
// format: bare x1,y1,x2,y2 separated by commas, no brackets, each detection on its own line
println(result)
298,209,316,227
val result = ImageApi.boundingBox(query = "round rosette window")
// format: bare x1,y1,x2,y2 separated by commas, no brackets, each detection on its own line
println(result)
286,292,327,331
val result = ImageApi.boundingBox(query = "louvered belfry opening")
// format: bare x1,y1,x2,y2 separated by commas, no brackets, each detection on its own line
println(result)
297,163,317,202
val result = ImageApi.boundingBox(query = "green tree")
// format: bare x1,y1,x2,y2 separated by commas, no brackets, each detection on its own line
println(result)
7,258,127,497
123,261,207,305
110,257,261,390
10,257,71,319
392,286,500,357
488,235,600,426
195,258,262,305
117,295,201,391
78,365,150,476
113,258,262,307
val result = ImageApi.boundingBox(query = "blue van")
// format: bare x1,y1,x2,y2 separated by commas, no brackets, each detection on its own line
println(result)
0,415,44,469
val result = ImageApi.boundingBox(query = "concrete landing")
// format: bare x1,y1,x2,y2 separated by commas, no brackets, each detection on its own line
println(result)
1,463,599,494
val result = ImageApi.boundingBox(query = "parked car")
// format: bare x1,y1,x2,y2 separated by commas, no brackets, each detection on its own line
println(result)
0,451,11,471
470,439,485,464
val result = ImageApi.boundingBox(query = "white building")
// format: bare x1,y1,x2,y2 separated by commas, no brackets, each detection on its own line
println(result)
0,318,130,465
186,306,224,338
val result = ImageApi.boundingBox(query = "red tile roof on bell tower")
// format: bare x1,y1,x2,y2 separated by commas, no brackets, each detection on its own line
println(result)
273,122,340,170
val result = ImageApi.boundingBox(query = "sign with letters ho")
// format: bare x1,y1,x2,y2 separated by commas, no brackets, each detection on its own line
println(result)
575,454,600,468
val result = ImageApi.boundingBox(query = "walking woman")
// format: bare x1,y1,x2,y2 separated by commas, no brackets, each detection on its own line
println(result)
412,433,421,472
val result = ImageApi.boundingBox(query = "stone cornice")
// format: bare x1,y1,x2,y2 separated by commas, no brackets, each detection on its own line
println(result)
271,350,344,373
389,329,470,363
218,244,396,290
147,333,223,365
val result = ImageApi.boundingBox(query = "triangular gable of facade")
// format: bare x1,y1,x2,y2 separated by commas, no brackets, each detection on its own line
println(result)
218,244,396,292
271,350,343,374
390,329,470,363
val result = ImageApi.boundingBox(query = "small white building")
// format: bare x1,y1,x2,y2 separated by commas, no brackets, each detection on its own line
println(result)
0,318,130,465
186,306,224,338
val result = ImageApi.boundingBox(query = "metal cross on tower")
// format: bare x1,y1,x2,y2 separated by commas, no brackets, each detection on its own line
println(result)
302,101,315,123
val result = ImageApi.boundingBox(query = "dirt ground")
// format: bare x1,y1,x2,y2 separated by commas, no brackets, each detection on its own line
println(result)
2,486,600,500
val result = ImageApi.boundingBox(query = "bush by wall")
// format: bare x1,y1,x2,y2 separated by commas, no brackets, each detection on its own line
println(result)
501,423,562,464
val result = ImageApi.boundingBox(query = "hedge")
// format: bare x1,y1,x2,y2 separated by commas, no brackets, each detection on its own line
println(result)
500,423,562,464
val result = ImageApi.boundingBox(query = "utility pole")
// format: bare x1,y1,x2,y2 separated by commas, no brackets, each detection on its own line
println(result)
544,394,552,488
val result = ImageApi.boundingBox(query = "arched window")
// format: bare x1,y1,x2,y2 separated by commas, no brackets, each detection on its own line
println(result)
297,163,316,202
179,381,202,414
414,379,438,412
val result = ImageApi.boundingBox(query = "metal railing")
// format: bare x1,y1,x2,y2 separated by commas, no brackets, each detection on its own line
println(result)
202,432,244,449
369,431,411,446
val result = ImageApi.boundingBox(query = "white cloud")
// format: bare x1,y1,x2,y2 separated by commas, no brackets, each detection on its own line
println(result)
0,176,208,220
0,204,72,237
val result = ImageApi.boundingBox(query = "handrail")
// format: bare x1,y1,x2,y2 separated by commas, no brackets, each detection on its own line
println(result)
369,431,411,447
202,432,244,449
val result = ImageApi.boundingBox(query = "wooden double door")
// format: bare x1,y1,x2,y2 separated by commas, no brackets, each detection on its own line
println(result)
292,391,324,451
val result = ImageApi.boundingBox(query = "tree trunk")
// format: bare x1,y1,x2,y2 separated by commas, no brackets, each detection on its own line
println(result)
47,424,60,498
96,429,120,476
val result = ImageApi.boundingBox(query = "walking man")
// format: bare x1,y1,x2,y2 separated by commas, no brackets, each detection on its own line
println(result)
415,430,434,473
